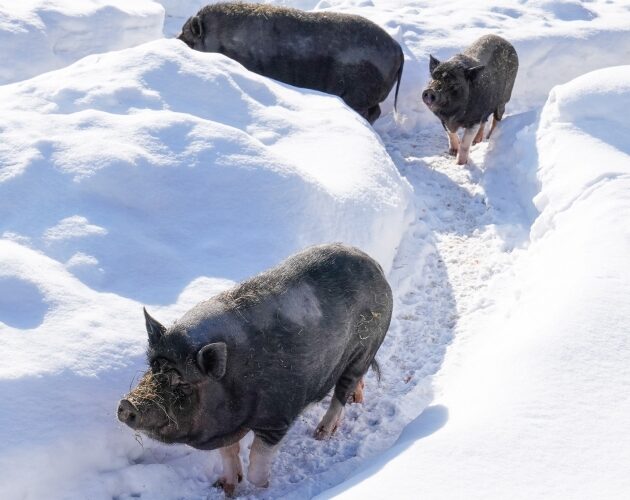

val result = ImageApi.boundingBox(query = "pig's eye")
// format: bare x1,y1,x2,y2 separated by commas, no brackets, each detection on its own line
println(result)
170,373,193,395
178,383,193,396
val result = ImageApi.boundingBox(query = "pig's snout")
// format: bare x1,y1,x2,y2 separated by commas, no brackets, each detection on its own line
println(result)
422,88,437,106
118,399,140,428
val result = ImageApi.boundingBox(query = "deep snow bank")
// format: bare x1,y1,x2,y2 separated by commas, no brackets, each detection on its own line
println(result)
321,66,630,499
0,0,164,85
0,38,411,498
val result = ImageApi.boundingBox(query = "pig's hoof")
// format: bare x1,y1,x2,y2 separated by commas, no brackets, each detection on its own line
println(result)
472,137,483,145
247,473,270,489
456,155,468,165
213,478,237,497
314,422,338,440
448,148,458,156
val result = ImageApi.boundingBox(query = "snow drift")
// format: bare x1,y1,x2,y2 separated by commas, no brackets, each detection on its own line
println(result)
0,38,411,499
0,0,164,85
321,65,630,500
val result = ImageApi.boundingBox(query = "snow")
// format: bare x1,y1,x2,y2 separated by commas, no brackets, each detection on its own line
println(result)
0,37,411,499
320,65,630,500
1,0,630,499
0,0,164,85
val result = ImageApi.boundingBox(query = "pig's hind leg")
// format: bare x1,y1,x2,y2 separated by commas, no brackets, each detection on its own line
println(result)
473,121,486,145
366,105,381,124
314,396,345,440
487,104,505,139
349,377,365,404
315,362,367,439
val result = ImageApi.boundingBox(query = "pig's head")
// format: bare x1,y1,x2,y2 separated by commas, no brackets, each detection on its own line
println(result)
117,308,229,445
177,15,205,50
422,55,485,118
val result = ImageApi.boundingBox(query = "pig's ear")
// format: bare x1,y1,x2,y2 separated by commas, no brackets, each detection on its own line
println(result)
144,307,166,345
429,55,440,73
465,65,485,80
197,342,227,379
190,16,203,38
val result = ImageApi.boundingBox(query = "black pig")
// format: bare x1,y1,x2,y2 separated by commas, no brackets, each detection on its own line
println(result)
118,244,392,495
422,35,518,164
177,2,404,124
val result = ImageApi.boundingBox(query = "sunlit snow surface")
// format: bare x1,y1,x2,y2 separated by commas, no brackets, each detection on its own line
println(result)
1,1,630,499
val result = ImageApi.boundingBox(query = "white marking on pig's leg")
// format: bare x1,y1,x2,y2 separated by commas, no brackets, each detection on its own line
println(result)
472,122,486,145
247,436,278,488
456,123,481,165
214,441,242,496
446,130,460,156
314,396,345,440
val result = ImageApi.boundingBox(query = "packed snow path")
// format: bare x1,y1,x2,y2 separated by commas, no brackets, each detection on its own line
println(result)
121,115,538,500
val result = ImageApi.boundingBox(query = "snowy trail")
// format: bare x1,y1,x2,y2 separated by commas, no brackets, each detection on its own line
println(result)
200,117,539,499
113,117,535,500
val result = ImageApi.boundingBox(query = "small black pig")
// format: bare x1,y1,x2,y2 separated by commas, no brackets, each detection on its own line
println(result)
422,35,518,164
177,2,404,124
118,243,392,495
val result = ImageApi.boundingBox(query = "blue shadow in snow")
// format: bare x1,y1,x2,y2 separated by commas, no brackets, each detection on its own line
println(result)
317,405,449,499
0,277,48,329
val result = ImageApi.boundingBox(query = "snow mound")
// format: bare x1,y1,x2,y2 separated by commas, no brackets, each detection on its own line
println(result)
0,38,411,499
533,65,630,239
156,0,206,20
0,0,164,85
320,65,630,500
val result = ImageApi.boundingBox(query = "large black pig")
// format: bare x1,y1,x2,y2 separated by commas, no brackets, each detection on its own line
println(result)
117,243,392,495
422,35,518,164
177,2,404,124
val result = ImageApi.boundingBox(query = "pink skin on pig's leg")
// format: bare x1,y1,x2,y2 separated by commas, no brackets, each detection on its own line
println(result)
314,396,344,440
447,130,460,156
248,436,279,488
214,441,243,497
456,123,481,165
349,377,365,404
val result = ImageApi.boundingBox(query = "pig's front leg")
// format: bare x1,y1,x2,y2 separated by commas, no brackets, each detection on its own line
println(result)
214,441,243,497
248,435,279,488
457,123,481,165
446,130,460,156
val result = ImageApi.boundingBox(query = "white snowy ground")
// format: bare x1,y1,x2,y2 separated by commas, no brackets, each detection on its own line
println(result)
0,0,164,85
322,65,630,500
1,1,630,499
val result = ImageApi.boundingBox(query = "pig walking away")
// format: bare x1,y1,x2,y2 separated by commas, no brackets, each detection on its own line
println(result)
178,2,404,124
117,244,392,496
422,35,518,164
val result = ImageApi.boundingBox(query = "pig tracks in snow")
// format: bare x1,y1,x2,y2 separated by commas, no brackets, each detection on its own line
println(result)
226,122,531,499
